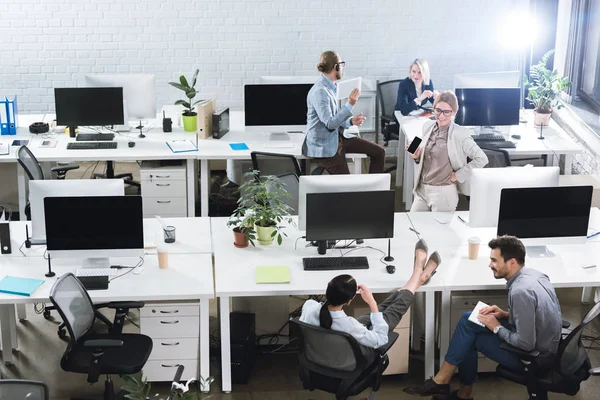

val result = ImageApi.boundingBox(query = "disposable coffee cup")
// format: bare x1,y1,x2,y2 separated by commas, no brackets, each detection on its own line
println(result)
468,237,481,260
157,245,169,269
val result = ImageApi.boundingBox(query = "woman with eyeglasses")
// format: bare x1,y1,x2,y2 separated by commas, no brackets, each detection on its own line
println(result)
406,91,488,212
396,59,438,116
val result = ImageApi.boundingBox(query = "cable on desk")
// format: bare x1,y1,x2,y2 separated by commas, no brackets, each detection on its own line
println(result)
0,204,13,221
109,256,145,282
294,236,306,251
19,240,27,257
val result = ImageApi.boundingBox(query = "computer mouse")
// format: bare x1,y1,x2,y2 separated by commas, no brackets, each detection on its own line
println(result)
511,134,521,140
133,266,144,275
386,265,396,274
128,141,135,148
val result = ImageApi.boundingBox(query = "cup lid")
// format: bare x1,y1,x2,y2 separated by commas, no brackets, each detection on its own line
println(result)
468,237,481,244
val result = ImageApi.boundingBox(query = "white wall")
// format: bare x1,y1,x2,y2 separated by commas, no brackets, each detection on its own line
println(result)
0,0,516,114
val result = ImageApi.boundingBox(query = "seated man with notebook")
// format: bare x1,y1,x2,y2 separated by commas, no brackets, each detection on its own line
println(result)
404,236,563,400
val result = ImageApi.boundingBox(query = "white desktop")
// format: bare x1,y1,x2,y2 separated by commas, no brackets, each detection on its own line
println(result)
84,74,156,131
469,166,560,228
29,179,124,245
298,173,391,231
453,71,520,89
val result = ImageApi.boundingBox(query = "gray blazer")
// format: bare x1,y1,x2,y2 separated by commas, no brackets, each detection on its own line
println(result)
302,75,352,158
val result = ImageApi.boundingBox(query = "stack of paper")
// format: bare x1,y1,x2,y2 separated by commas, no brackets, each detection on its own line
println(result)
255,265,290,284
166,140,198,153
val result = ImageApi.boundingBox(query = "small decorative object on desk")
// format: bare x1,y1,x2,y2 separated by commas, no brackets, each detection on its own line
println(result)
120,373,214,400
168,69,203,132
227,208,257,248
524,49,571,127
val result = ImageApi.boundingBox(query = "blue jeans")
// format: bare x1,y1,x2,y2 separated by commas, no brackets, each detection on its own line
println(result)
445,312,525,385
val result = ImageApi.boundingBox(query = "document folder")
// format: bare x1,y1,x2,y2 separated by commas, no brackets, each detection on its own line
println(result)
0,276,45,297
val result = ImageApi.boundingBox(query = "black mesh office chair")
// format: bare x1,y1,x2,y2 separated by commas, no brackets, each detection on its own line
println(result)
49,273,153,400
479,145,512,167
496,302,600,400
377,80,402,147
292,318,398,400
93,161,140,193
266,172,299,215
0,380,49,400
251,151,302,177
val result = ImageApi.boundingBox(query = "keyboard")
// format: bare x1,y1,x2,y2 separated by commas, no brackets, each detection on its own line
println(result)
472,134,505,141
76,133,115,141
75,268,118,277
67,142,118,150
303,256,369,271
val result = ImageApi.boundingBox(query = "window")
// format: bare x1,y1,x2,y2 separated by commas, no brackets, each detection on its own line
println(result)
578,0,600,113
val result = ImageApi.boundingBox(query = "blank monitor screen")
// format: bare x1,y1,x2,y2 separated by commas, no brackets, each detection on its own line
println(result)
306,190,395,241
54,87,124,127
84,74,156,120
44,196,143,251
497,186,592,239
454,88,520,126
244,84,312,127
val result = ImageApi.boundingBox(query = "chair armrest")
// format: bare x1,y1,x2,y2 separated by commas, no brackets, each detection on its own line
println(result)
500,342,539,361
83,339,123,348
590,367,600,376
95,301,144,310
381,115,396,123
51,165,79,173
375,331,399,356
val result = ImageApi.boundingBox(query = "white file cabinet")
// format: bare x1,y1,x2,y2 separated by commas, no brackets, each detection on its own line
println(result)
140,161,187,218
140,302,200,382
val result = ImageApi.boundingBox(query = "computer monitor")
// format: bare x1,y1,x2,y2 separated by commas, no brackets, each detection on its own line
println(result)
84,74,156,131
497,186,592,255
454,88,520,127
244,83,313,137
453,71,520,89
54,88,124,133
44,195,144,268
298,174,391,231
29,179,125,245
306,190,395,243
469,166,560,228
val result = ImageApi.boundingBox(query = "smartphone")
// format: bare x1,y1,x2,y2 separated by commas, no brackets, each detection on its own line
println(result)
406,137,422,154
11,140,29,146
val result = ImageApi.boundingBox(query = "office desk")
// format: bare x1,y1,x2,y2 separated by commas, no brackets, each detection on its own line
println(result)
394,110,584,210
211,214,442,392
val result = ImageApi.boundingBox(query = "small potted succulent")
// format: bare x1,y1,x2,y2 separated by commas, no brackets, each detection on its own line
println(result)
168,69,203,132
524,49,571,126
120,373,214,400
227,208,257,248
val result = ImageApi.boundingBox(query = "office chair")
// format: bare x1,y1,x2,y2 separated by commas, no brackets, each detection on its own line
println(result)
266,172,299,215
479,145,512,167
496,301,600,400
93,161,140,194
17,145,79,220
49,273,152,400
292,318,398,400
251,151,302,177
377,80,403,174
0,380,49,400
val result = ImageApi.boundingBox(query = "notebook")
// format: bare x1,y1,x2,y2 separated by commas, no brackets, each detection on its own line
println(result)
255,265,290,284
0,276,45,297
166,140,198,153
229,142,249,151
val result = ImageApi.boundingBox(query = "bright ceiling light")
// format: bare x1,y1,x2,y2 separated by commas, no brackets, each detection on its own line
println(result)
499,13,537,50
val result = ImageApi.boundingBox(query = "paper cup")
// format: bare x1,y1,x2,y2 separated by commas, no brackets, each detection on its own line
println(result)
468,237,481,260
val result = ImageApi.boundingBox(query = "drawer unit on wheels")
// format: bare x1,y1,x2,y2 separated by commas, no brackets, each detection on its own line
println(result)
140,161,187,218
140,301,200,382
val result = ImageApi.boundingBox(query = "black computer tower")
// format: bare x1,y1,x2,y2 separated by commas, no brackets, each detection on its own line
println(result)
230,311,256,384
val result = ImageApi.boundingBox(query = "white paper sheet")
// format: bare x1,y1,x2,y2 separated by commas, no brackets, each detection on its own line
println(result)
336,77,362,100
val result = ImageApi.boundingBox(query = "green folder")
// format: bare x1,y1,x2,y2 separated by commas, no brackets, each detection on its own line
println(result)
255,265,290,284
0,276,45,297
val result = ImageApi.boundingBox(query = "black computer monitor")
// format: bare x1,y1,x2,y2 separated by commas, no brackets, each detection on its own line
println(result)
54,87,125,130
44,195,144,266
244,84,313,129
454,88,520,126
306,190,395,247
497,186,592,239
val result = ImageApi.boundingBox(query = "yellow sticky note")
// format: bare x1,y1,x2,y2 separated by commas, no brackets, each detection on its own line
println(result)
255,265,290,284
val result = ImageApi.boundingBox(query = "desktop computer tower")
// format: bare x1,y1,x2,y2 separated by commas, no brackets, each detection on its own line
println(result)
230,311,256,384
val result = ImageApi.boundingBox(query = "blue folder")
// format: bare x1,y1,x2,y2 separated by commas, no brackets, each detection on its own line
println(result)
0,99,8,135
6,96,18,135
0,276,44,297
229,142,249,151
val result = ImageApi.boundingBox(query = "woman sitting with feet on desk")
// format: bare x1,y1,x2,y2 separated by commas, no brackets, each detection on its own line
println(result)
407,91,488,212
300,239,440,349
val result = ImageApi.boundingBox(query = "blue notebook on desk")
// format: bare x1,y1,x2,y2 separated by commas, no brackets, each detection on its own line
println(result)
0,276,44,297
229,142,249,151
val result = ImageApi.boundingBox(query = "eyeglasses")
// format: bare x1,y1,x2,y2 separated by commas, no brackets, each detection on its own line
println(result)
337,61,346,68
433,108,453,117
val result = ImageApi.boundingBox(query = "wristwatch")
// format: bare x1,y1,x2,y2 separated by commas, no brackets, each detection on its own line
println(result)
493,325,502,335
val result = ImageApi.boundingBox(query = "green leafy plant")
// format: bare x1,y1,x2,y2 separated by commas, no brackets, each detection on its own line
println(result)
237,170,295,245
168,69,202,117
120,374,214,400
227,208,257,246
524,49,571,114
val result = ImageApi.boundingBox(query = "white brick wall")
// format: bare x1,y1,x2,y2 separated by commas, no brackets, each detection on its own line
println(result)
0,0,515,114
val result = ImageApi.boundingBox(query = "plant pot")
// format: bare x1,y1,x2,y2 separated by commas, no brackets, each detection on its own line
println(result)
233,229,248,248
255,224,276,245
533,110,552,126
182,114,197,132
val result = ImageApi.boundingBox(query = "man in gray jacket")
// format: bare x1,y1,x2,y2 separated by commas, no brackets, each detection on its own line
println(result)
302,50,385,174
404,235,562,400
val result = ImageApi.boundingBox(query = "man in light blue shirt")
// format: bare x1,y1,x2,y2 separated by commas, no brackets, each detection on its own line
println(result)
302,50,386,174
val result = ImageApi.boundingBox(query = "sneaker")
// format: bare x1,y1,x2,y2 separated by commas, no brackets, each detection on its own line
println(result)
403,378,450,397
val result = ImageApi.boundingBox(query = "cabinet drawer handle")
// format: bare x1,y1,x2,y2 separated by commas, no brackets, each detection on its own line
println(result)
156,175,171,178
159,310,179,314
157,200,172,204
156,183,171,187
161,363,181,368
161,342,180,346
160,320,179,324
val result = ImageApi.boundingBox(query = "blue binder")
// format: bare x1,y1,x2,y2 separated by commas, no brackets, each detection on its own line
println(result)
0,276,45,297
0,99,8,135
5,96,18,135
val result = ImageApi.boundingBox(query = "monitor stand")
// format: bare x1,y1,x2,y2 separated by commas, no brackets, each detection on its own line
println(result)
82,257,111,269
525,246,556,258
269,132,290,141
474,126,501,135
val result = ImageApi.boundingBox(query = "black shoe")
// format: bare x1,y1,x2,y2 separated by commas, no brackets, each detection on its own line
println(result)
403,378,450,397
449,390,473,400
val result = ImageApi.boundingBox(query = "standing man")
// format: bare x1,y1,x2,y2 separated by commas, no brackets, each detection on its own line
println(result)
302,50,386,174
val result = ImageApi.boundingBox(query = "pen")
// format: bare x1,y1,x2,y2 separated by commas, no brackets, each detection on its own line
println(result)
587,232,600,239
457,215,467,224
409,227,420,235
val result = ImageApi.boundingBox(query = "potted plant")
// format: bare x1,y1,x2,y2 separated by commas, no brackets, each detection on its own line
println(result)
120,373,214,400
237,171,295,246
227,208,257,248
524,49,571,126
168,69,202,132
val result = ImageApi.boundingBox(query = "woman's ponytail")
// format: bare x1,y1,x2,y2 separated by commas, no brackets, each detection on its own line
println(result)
319,300,333,329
